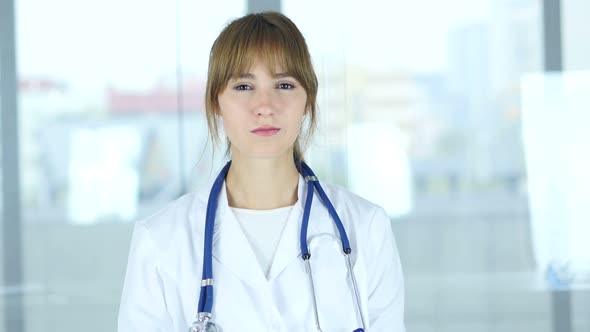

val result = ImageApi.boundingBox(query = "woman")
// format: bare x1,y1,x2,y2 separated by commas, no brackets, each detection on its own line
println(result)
118,11,405,332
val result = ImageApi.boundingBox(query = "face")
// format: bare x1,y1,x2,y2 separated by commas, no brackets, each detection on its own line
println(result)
218,59,307,160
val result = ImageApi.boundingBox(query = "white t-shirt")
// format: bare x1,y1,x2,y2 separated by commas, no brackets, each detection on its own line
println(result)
230,205,294,279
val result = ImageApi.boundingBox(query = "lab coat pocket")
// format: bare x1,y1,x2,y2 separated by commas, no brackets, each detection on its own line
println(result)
308,233,366,331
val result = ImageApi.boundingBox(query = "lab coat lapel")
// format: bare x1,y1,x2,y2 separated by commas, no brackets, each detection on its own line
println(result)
267,174,308,280
211,182,267,289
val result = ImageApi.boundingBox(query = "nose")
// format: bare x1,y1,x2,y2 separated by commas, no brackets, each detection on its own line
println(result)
254,89,274,117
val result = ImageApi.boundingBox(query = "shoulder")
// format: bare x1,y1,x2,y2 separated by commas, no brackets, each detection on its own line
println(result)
315,181,395,265
135,189,207,251
319,181,383,216
312,182,390,237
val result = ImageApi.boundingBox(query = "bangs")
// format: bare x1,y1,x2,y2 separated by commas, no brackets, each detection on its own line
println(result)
233,37,290,77
214,14,307,83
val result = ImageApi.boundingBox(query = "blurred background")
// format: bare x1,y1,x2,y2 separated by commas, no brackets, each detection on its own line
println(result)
1,0,590,331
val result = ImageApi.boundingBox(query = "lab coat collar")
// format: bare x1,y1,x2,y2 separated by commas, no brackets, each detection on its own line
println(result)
197,169,309,288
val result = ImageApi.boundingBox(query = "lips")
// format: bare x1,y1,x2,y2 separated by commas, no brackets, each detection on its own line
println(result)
251,126,280,136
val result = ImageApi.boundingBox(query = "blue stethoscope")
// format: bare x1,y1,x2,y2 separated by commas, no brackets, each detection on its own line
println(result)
189,159,366,332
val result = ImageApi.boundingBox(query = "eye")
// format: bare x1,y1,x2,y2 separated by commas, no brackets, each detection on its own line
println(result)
234,84,252,91
277,82,295,89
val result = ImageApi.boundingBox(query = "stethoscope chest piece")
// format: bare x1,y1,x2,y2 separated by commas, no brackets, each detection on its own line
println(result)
188,321,218,332
188,313,219,332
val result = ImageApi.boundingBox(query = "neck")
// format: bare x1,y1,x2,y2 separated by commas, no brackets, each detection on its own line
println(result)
225,151,300,210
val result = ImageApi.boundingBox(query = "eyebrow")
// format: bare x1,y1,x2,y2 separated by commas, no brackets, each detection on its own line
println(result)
235,72,293,79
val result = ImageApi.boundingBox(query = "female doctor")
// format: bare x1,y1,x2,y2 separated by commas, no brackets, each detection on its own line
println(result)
118,11,405,332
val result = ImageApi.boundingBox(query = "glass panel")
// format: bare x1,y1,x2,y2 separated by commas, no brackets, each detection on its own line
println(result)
562,0,590,70
280,0,590,331
8,0,590,330
14,0,245,330
522,71,590,282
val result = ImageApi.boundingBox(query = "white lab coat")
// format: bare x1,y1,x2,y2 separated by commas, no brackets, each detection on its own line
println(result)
118,173,405,332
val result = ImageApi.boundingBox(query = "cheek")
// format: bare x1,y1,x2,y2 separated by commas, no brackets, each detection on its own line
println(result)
220,115,243,140
287,93,307,121
284,112,305,142
218,99,243,131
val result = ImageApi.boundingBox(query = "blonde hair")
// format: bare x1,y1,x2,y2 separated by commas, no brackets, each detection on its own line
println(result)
205,11,318,161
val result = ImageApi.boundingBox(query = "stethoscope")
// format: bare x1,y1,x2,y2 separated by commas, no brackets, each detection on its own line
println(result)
189,159,367,332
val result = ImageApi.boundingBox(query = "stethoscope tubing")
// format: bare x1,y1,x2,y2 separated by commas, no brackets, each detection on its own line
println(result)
194,159,366,331
198,161,232,314
296,160,352,257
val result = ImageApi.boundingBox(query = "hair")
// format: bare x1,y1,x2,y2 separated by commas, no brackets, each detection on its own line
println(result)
204,11,318,161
